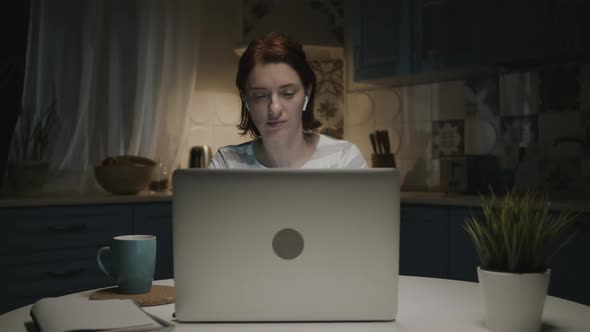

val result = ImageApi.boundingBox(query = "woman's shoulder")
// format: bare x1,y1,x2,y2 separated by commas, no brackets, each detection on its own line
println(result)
316,134,357,150
314,134,367,168
209,140,257,168
217,140,254,155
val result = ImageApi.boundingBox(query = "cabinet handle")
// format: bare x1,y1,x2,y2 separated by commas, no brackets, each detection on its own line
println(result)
47,224,87,232
47,267,87,278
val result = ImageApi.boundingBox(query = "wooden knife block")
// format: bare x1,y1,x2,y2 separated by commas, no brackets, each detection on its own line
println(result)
371,154,397,168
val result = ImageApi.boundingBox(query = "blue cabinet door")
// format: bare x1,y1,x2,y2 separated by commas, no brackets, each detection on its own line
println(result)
0,204,134,314
547,213,590,306
448,207,482,282
414,0,497,71
352,0,413,81
133,203,173,280
399,204,449,278
0,205,133,253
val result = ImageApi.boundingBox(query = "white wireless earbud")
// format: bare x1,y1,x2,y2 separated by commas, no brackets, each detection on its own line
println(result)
303,95,309,111
244,100,250,112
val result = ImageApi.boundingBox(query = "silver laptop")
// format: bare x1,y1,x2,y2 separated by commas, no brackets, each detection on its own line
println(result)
172,169,400,322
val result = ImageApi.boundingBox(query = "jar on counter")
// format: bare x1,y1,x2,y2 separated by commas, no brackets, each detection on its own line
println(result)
149,161,170,192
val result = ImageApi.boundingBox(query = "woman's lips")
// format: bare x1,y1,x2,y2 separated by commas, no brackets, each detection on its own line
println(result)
267,121,286,128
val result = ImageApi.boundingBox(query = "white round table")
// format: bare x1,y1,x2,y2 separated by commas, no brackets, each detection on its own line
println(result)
1,276,588,331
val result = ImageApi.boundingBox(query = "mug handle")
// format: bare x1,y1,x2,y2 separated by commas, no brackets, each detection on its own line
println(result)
97,246,116,283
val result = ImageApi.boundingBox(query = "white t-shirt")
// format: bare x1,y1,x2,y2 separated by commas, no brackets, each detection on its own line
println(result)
208,134,368,169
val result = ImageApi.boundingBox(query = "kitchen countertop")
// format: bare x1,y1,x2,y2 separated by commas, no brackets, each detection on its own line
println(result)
400,191,590,213
0,191,173,208
0,191,588,212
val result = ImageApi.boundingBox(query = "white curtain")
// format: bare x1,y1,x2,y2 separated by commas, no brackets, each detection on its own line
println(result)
14,0,200,193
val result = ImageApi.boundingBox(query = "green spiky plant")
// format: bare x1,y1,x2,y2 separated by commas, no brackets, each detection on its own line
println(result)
464,189,577,274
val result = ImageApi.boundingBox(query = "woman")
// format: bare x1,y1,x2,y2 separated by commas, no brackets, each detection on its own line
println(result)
208,32,367,169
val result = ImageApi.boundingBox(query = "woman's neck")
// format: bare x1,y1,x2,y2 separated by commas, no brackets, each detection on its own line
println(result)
256,132,318,168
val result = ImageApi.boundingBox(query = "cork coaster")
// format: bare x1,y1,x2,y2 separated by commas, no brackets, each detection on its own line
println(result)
89,285,175,307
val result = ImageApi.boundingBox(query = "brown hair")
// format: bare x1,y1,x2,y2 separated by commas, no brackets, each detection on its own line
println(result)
236,31,321,137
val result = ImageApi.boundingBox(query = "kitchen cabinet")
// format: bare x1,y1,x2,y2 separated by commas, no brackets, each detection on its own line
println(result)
352,0,413,81
399,205,449,278
448,206,482,282
352,0,494,84
1,200,587,314
547,213,590,306
0,203,173,315
133,203,173,280
402,203,590,306
0,205,133,314
352,0,590,84
412,0,493,72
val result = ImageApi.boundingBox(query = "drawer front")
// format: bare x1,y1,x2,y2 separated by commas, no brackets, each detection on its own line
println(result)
0,205,133,253
0,248,114,300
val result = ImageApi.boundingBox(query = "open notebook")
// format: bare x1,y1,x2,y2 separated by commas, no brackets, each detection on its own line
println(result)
30,297,172,332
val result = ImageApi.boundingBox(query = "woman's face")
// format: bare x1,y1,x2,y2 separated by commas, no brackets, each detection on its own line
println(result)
243,62,307,140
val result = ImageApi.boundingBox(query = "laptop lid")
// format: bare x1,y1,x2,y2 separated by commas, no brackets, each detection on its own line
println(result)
172,169,400,322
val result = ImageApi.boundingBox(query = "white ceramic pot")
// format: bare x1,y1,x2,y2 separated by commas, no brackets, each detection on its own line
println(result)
478,267,550,332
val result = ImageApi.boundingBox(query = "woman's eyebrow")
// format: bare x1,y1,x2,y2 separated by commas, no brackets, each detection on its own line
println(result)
247,84,299,91
247,87,268,92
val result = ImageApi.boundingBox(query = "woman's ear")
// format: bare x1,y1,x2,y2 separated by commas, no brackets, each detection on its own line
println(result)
240,91,250,112
303,86,312,111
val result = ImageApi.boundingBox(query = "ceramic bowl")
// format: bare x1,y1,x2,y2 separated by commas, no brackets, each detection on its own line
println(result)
94,164,155,195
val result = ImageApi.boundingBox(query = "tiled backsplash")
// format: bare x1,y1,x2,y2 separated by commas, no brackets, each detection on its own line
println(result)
184,51,589,197
344,63,590,196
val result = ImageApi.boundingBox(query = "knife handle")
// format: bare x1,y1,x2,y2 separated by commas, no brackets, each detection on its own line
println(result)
370,133,378,154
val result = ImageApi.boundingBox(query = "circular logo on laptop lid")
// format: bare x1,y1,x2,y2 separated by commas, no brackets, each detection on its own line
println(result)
272,228,304,260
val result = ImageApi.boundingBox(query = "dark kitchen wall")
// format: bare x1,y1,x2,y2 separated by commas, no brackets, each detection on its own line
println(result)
0,1,31,186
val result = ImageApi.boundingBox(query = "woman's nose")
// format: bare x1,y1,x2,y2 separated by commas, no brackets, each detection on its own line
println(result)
268,95,283,116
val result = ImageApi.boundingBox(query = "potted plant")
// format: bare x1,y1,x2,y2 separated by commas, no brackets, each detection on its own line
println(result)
4,99,56,196
464,189,576,332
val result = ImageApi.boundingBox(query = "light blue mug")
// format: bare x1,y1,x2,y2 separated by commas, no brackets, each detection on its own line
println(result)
97,235,156,294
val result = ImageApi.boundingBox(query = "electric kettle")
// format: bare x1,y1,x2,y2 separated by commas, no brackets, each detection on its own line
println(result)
189,145,212,168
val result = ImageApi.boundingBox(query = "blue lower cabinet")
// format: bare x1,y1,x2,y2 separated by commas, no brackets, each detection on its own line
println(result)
0,205,133,253
399,205,449,278
448,207,482,282
547,214,590,306
0,204,133,314
133,203,173,280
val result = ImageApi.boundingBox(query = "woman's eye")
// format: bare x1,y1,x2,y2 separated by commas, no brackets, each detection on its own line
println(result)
253,94,267,100
282,92,295,98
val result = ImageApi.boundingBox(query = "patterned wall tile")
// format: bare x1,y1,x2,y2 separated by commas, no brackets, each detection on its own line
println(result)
499,72,539,116
539,157,582,194
344,92,373,127
501,115,539,146
433,80,466,120
538,111,584,157
500,115,539,168
464,76,499,116
369,89,401,125
400,84,433,122
310,60,344,138
432,120,464,158
398,121,432,160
